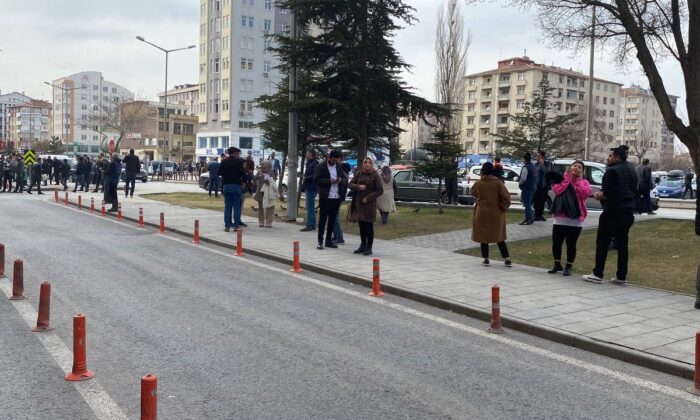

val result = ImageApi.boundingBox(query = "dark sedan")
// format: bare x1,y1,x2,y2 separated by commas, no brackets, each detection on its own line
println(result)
199,171,289,200
392,168,474,205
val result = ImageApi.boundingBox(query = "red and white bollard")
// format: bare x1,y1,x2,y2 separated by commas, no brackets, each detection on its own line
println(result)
138,208,144,227
0,243,6,278
78,195,82,210
65,314,94,381
32,282,54,332
487,285,504,334
9,259,25,301
235,229,244,256
54,189,59,203
101,201,106,217
192,220,200,244
689,331,700,395
290,241,302,273
90,197,95,213
117,203,122,221
159,212,165,234
141,374,157,420
369,258,384,297
64,192,69,206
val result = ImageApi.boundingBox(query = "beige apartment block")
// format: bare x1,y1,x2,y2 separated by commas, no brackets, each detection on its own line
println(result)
618,85,678,166
158,84,200,116
6,99,52,149
463,56,622,161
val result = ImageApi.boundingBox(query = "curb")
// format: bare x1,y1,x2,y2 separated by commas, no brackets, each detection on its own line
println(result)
59,197,696,380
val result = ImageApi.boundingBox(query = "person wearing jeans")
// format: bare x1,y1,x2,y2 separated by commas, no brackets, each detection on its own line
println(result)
301,150,319,232
208,157,221,197
518,152,537,225
219,147,245,231
314,150,347,249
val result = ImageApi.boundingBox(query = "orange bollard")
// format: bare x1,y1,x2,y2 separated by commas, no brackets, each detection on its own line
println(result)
290,241,303,273
54,189,59,203
690,332,700,395
65,314,95,381
235,229,244,256
90,197,95,213
159,212,165,234
0,243,5,278
64,192,69,206
138,208,144,227
118,203,123,221
78,195,82,210
192,220,200,244
141,374,158,420
9,259,25,301
369,258,384,297
101,201,106,217
487,285,504,334
32,282,54,332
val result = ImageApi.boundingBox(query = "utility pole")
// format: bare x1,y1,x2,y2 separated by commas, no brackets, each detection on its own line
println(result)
584,6,596,161
286,10,299,221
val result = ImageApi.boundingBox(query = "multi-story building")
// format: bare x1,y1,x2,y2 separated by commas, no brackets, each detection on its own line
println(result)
6,100,53,149
618,85,678,165
0,91,33,150
121,101,197,162
50,71,134,156
197,0,291,160
398,115,436,153
158,84,200,116
463,56,622,162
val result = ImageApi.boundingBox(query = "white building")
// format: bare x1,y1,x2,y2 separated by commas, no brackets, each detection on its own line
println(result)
50,71,134,155
158,84,200,116
0,91,33,148
197,0,291,159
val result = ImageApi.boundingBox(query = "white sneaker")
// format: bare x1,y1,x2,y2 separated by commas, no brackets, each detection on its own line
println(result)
583,274,602,284
610,277,628,286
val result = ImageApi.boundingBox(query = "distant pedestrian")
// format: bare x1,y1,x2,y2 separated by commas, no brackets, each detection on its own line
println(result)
106,154,122,212
548,160,591,276
314,150,348,250
42,156,52,186
330,154,351,245
61,159,71,191
27,158,44,195
73,156,86,192
471,162,512,267
92,154,103,193
376,166,397,225
13,156,25,193
208,157,221,197
518,152,537,225
300,149,319,232
683,168,694,199
269,152,281,181
2,156,14,192
635,158,655,214
494,156,504,179
100,155,111,196
584,145,638,285
219,147,246,232
123,149,141,198
533,150,552,221
348,157,382,255
53,156,62,185
254,160,278,227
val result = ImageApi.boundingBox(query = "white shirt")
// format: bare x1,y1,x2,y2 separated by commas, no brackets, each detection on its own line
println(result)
328,164,339,199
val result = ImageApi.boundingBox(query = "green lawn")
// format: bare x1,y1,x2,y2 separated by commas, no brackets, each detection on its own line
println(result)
141,192,523,240
463,219,700,294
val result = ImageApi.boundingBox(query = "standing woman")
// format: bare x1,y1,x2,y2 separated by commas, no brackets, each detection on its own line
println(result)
376,166,396,225
548,160,591,276
471,162,512,267
349,157,383,256
254,160,278,227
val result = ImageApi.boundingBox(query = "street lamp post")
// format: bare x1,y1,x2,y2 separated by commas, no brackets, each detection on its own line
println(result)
44,81,87,155
136,36,195,180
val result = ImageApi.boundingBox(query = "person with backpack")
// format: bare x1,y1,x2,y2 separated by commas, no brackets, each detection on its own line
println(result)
683,168,694,199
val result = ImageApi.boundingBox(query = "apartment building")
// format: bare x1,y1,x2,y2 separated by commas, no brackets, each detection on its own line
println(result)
6,100,53,149
197,0,291,160
618,85,678,165
50,71,134,156
463,56,622,162
158,84,200,116
0,91,33,149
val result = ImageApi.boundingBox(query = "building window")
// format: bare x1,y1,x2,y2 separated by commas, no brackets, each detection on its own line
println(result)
595,95,599,103
280,7,289,14
240,79,253,92
200,64,206,75
103,86,108,92
214,17,221,32
239,121,254,129
468,79,476,86
214,79,220,93
467,104,474,112
263,61,271,74
222,57,230,70
199,138,207,148
201,3,207,16
200,23,206,36
81,104,87,110
603,97,607,105
93,85,99,90
516,86,525,95
241,36,253,49
240,58,253,70
239,137,253,149
239,100,254,113
241,15,254,28
215,58,220,73
499,74,510,83
242,0,254,5
263,82,272,94
215,38,221,52
468,91,475,99
466,116,474,125
264,0,272,10
609,123,614,130
222,78,229,90
610,98,615,105
518,73,526,81
222,36,229,49
223,15,229,29
596,82,600,90
264,19,271,33
263,39,271,51
609,110,614,118
222,99,229,111
516,100,524,109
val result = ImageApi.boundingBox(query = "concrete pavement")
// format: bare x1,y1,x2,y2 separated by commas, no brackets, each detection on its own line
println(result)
43,185,700,376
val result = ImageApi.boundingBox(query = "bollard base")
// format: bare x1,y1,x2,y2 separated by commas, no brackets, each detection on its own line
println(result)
290,267,303,273
368,290,384,297
695,301,700,309
65,370,94,381
9,296,25,301
688,386,700,396
487,326,505,334
32,325,54,333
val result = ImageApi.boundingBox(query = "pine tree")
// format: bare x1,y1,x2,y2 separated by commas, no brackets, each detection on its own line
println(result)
493,76,579,159
416,127,463,214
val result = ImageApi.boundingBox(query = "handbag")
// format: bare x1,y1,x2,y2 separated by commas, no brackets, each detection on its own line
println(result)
552,183,581,219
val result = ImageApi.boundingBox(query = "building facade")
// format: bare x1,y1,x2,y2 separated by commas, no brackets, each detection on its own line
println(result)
6,100,53,149
617,85,678,165
157,84,200,116
50,71,134,155
463,56,622,163
0,91,33,150
197,0,291,160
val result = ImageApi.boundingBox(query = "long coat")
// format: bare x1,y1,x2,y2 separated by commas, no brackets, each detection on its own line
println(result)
471,175,511,244
376,175,397,213
349,170,384,223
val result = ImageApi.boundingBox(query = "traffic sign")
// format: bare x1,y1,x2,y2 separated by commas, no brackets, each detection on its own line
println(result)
23,149,36,166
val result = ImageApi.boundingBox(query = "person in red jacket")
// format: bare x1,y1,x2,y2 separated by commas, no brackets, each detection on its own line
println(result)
548,160,591,276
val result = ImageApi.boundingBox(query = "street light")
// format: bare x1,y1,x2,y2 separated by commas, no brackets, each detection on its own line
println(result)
44,81,88,154
136,35,195,180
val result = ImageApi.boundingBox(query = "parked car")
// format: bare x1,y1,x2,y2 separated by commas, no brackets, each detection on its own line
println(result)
392,168,474,205
120,166,148,183
199,171,289,200
655,175,685,198
465,164,522,201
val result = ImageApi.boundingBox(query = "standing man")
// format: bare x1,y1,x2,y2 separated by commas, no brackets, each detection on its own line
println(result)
518,152,537,225
61,159,71,191
122,149,141,198
314,150,347,249
584,145,638,285
635,158,655,215
107,154,122,212
53,156,62,185
93,154,104,193
300,149,319,232
331,152,352,245
13,155,25,193
27,158,44,195
533,150,552,221
42,156,53,186
207,157,221,197
269,152,282,181
73,156,86,192
683,167,694,199
219,147,245,231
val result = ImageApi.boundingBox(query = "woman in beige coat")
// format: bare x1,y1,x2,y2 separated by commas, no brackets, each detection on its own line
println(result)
471,162,512,267
253,160,277,227
376,166,396,225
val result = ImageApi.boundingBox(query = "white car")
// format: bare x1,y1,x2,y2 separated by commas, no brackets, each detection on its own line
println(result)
465,164,522,200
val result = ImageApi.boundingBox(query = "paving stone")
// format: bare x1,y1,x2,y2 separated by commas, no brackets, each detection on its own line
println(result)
508,307,566,321
653,325,700,340
616,333,679,350
559,319,621,334
594,323,662,338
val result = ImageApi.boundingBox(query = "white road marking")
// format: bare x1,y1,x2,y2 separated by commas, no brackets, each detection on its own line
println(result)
0,282,128,420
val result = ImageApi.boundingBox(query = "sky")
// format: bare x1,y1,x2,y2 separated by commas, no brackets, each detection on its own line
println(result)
0,0,687,139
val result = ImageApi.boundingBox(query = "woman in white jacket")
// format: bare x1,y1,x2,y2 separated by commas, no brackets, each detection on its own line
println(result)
376,166,397,225
254,160,278,227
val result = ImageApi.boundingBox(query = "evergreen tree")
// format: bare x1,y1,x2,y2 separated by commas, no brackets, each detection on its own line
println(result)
416,127,462,214
493,77,579,159
273,0,444,162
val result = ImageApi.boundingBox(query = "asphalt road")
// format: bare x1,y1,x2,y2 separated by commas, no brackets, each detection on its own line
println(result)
1,193,699,419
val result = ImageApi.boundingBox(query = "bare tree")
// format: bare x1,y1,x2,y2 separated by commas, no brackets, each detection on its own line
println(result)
467,0,700,234
88,95,151,153
627,120,657,164
435,0,472,141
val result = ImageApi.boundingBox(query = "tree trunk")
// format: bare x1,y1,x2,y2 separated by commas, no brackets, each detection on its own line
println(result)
438,178,443,214
358,0,369,163
297,155,306,214
278,155,287,201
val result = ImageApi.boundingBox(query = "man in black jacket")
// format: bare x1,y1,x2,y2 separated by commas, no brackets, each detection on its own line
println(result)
42,156,53,186
635,158,654,215
27,158,44,194
584,145,638,286
219,147,246,231
122,149,141,198
313,150,347,249
300,149,319,232
73,156,86,192
53,156,62,185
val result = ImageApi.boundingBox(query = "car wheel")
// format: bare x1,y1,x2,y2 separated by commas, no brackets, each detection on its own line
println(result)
440,193,450,205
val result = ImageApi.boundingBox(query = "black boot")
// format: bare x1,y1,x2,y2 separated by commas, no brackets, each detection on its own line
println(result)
362,247,373,256
563,263,573,277
353,244,366,254
547,261,563,274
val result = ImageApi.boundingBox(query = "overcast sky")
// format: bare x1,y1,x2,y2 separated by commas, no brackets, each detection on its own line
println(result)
0,0,686,120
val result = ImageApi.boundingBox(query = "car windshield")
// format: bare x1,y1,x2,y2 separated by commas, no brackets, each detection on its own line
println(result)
658,178,683,187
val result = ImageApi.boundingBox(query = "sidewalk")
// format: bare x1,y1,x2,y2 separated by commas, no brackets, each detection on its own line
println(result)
54,190,700,377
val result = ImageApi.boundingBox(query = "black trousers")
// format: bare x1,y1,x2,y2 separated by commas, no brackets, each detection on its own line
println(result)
552,224,582,263
318,198,341,245
480,242,509,259
683,185,694,199
358,221,375,248
534,188,548,218
28,179,42,193
594,209,634,280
